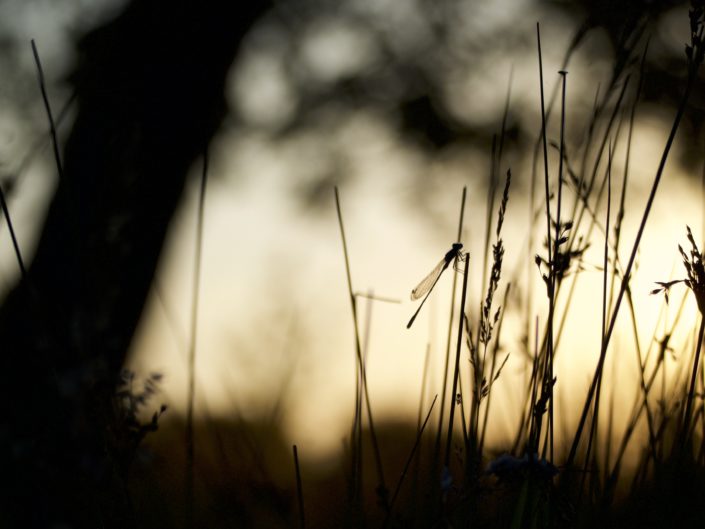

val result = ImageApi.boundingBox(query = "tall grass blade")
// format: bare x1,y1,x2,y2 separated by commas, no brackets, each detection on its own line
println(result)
384,395,438,529
334,187,389,513
434,187,467,465
444,249,471,469
31,39,64,180
185,147,209,529
293,445,306,529
681,316,705,449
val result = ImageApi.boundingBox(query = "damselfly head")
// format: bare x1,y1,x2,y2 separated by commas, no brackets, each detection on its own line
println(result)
444,243,463,263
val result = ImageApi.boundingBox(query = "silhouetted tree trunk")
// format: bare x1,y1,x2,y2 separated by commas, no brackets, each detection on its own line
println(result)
0,1,268,527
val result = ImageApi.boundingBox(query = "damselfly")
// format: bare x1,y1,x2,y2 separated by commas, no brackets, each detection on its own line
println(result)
407,243,465,328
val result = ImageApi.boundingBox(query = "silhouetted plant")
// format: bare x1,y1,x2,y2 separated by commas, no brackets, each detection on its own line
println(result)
109,369,167,478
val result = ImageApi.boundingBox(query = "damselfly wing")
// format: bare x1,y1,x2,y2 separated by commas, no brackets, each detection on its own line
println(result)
411,259,448,301
410,243,463,299
407,243,464,328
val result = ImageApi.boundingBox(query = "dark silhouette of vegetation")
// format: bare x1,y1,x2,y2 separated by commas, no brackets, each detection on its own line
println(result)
0,1,268,527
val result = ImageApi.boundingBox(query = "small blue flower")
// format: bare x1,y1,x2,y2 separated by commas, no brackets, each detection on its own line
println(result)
441,465,453,492
486,452,558,482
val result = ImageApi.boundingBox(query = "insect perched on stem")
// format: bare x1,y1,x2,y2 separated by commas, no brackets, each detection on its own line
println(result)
407,243,465,329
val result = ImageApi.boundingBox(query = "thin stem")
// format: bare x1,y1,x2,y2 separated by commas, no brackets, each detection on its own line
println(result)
418,344,432,431
0,185,26,280
682,315,705,449
435,187,467,463
548,69,568,462
334,187,389,512
533,22,553,457
384,395,438,529
293,445,306,529
581,141,612,499
445,253,471,468
31,39,63,180
185,147,209,529
537,23,553,270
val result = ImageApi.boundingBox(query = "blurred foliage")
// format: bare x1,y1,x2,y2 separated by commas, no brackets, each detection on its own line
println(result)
226,0,704,205
1,0,704,214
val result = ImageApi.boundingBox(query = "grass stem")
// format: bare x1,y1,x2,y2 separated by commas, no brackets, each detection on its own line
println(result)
31,39,64,180
185,147,209,529
334,187,389,512
434,187,467,464
681,315,705,449
293,445,306,529
384,395,438,529
444,250,471,469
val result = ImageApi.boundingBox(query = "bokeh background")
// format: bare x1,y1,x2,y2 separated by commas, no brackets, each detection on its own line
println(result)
1,0,705,525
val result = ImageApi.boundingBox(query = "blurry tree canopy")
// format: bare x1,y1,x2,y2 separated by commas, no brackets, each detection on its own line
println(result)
221,0,705,212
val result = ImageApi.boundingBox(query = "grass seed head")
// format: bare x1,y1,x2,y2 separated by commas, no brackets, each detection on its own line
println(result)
652,226,705,314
